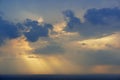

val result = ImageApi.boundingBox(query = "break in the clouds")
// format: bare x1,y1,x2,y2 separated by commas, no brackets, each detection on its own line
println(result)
64,8,120,37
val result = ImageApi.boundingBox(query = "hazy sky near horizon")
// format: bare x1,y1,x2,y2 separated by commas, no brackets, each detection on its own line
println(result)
0,0,120,74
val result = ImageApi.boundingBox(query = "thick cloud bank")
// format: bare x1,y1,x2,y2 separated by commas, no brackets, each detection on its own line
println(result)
0,17,53,45
63,8,120,37
1,7,120,45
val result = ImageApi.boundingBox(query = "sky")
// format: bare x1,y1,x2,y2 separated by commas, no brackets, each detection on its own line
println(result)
0,0,120,74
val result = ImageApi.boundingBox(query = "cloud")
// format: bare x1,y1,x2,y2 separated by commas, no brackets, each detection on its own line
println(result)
84,7,120,24
82,50,120,65
72,50,120,66
0,37,32,74
63,33,120,66
63,10,81,32
0,36,32,57
0,16,53,45
64,45,120,66
63,8,120,38
0,16,21,45
78,33,120,50
53,21,66,32
22,19,53,42
34,42,64,55
1,7,120,45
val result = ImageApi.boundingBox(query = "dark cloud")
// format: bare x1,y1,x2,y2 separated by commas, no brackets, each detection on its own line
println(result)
63,8,120,38
0,16,53,45
63,10,81,32
1,7,120,45
22,19,53,42
84,7,120,25
34,43,64,55
0,16,20,45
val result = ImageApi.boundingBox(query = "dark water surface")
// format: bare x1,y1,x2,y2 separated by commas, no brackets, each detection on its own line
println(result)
0,74,120,80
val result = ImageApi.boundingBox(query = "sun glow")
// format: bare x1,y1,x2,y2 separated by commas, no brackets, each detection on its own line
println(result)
20,54,80,74
78,33,120,50
0,36,80,74
38,17,44,23
21,55,54,74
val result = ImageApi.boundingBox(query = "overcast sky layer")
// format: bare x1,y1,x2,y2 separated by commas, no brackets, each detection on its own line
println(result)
0,0,120,74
